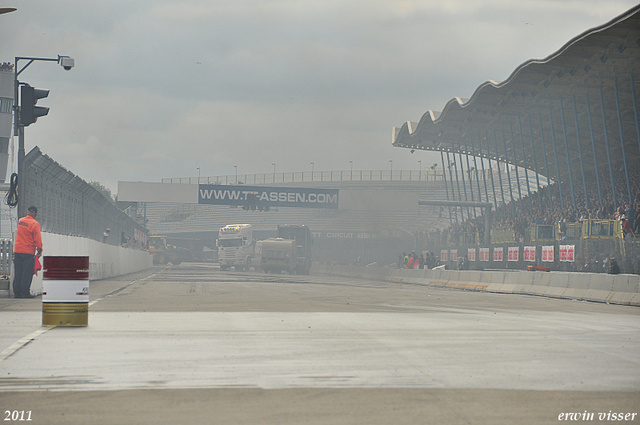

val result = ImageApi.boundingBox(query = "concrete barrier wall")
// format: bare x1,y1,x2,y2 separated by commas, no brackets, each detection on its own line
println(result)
312,264,640,307
24,232,153,295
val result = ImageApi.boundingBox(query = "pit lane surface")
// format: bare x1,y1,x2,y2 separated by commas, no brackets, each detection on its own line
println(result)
1,264,638,424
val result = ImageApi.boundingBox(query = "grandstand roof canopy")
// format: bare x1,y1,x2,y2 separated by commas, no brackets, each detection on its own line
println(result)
392,5,640,186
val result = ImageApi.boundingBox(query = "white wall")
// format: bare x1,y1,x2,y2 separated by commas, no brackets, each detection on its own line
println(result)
26,232,153,295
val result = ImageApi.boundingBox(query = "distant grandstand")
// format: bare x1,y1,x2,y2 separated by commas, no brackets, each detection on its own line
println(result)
142,168,542,265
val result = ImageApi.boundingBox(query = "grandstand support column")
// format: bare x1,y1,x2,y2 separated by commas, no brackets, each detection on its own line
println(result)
631,74,640,165
440,150,454,226
559,98,577,208
464,145,478,220
508,122,524,209
549,105,564,208
446,151,458,223
572,96,590,210
500,128,516,216
526,115,542,210
599,86,617,210
613,77,633,204
482,131,498,211
451,150,464,221
457,144,472,220
517,115,533,214
457,145,469,203
471,144,484,203
538,114,553,210
464,146,475,202
585,95,603,205
493,130,506,210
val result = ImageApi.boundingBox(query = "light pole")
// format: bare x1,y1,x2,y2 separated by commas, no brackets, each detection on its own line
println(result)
14,55,74,218
310,162,314,181
197,167,200,183
272,162,275,183
389,160,393,180
234,165,238,184
349,160,353,180
418,160,422,181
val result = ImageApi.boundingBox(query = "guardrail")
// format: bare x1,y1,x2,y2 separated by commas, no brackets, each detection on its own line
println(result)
312,264,640,306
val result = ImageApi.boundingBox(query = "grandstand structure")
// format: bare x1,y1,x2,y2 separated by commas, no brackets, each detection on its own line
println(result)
390,5,640,273
392,5,640,215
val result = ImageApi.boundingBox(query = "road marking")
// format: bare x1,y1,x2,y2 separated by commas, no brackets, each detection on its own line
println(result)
0,327,55,362
1,271,160,362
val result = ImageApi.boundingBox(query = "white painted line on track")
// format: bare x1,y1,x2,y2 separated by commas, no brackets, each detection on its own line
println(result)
0,327,54,362
1,271,161,362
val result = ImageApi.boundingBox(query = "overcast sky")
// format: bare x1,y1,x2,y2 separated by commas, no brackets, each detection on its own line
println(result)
1,0,638,193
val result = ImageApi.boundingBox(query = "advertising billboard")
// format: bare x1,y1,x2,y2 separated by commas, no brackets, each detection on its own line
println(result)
198,184,339,209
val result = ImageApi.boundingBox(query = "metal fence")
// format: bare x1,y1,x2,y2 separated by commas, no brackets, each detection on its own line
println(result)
22,147,148,248
161,169,448,185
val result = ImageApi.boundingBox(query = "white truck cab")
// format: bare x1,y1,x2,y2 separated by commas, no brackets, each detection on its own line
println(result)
217,224,255,271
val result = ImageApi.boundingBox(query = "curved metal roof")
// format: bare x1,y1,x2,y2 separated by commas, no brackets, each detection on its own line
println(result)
392,5,640,189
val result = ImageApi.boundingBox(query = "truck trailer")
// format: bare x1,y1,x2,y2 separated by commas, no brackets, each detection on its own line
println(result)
277,225,313,275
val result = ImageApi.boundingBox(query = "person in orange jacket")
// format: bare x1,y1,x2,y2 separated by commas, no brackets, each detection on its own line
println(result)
13,206,43,298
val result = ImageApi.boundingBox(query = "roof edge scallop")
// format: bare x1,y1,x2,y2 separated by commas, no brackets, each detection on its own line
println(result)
396,4,640,141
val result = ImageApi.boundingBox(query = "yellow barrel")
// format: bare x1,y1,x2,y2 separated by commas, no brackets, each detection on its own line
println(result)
42,302,89,326
41,256,89,327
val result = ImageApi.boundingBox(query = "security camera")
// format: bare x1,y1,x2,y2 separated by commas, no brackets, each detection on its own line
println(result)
410,149,415,154
59,56,75,71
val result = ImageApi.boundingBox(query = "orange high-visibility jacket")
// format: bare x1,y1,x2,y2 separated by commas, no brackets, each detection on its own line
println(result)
14,215,43,255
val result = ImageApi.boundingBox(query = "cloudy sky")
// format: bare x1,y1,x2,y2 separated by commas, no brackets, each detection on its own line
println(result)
1,0,638,194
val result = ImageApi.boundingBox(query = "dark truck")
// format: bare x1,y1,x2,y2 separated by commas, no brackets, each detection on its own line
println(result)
277,225,313,275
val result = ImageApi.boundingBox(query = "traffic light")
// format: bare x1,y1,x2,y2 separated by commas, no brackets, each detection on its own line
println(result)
20,84,50,126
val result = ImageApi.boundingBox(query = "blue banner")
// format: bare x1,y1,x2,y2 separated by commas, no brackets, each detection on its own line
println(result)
198,184,339,209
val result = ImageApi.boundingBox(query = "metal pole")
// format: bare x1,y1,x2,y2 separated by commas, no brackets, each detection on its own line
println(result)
440,150,454,226
446,151,459,223
493,130,506,209
585,93,603,205
14,56,69,219
571,96,590,210
517,115,533,214
452,148,465,221
471,145,483,203
631,74,640,169
17,126,25,219
484,131,499,211
508,122,523,208
599,86,617,210
559,98,577,208
457,144,472,220
538,114,553,210
613,77,632,204
501,128,516,216
464,145,477,220
527,115,542,210
549,105,564,208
